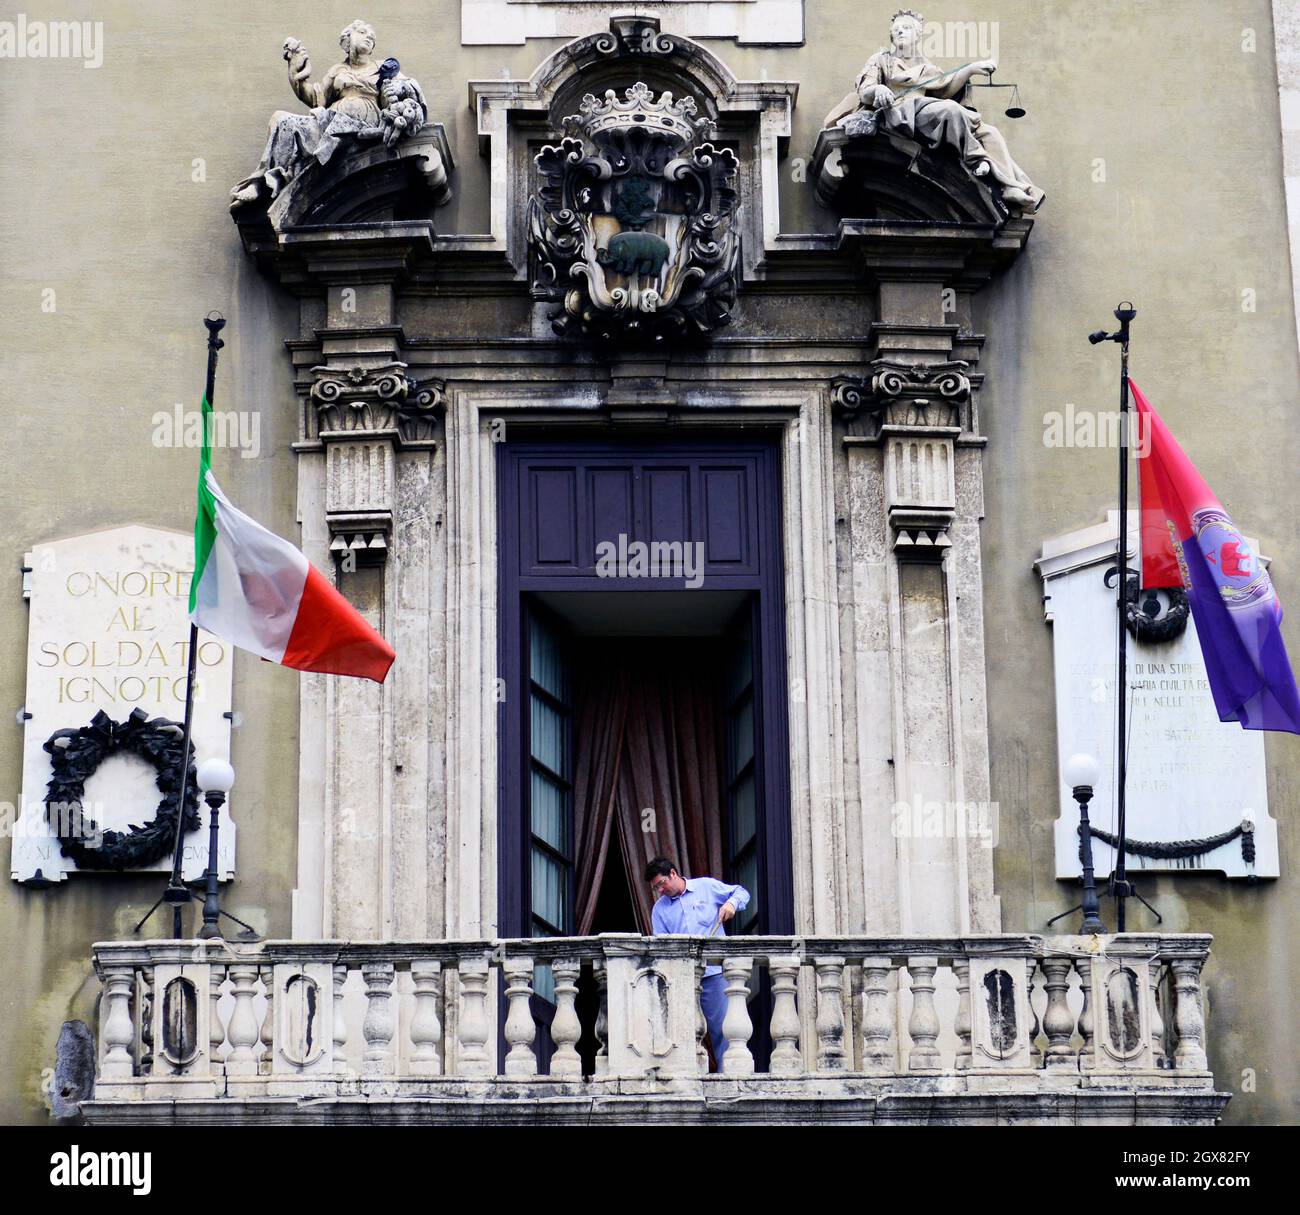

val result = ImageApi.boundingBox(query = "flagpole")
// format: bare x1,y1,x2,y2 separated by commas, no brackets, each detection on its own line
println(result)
1089,302,1137,932
162,312,226,938
1114,308,1134,932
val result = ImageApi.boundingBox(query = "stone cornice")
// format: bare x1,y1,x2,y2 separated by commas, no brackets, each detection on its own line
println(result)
467,15,797,136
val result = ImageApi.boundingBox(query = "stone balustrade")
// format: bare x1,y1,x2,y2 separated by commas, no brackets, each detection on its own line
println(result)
84,933,1229,1125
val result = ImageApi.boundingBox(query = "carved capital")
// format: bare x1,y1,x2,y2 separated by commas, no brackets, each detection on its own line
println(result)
305,362,444,566
837,361,969,556
311,364,401,564
401,378,446,447
310,362,409,433
310,363,444,449
833,359,970,423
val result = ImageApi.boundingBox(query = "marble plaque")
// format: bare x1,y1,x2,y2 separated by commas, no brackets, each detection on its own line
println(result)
1036,514,1277,880
11,526,236,884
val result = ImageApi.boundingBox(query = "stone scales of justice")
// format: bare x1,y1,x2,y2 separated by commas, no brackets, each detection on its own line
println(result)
1052,304,1300,936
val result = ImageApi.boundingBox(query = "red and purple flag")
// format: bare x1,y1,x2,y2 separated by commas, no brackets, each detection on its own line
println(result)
1133,380,1300,733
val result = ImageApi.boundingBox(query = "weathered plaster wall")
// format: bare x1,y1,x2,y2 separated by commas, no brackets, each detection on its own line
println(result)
970,2,1300,1128
1,0,1296,1124
0,0,307,1124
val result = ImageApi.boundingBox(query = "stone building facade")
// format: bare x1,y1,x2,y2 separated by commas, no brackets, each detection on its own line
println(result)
1,1,1298,1124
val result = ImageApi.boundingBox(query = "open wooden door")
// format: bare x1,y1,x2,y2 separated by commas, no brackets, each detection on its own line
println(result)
722,599,761,932
528,601,577,1068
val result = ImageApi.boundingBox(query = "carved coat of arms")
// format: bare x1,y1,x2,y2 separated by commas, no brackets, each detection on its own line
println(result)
529,82,740,342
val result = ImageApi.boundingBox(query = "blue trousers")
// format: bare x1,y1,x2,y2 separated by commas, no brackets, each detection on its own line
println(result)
700,971,728,1065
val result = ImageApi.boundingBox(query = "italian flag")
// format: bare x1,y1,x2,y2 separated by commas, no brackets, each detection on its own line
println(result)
188,397,395,683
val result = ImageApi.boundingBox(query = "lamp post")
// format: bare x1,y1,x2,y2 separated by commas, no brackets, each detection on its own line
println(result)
1063,752,1106,934
1088,302,1138,930
196,758,235,940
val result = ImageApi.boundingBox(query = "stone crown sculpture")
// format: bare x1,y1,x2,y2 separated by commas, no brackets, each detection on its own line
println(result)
529,82,741,344
567,81,712,146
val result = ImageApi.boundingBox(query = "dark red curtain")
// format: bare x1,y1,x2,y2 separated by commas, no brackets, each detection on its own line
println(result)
573,640,725,933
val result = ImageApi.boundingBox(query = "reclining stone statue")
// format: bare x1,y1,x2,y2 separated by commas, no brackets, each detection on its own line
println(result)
823,8,1043,215
230,20,427,211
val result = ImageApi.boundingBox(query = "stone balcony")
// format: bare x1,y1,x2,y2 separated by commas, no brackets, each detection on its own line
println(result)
82,933,1229,1126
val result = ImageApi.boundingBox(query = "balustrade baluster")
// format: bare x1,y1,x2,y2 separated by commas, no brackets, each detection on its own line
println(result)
209,963,226,1070
503,958,537,1077
720,956,755,1076
409,960,443,1075
1149,962,1166,1069
905,956,941,1070
861,956,894,1074
138,966,154,1075
457,958,492,1077
333,963,349,1073
1040,956,1076,1069
814,956,846,1072
768,954,803,1075
1171,958,1208,1070
258,964,275,1073
953,957,971,1070
549,959,582,1077
225,963,261,1075
694,958,709,1073
1026,959,1043,1067
1074,957,1094,1069
361,961,396,1076
100,966,136,1080
593,959,609,1078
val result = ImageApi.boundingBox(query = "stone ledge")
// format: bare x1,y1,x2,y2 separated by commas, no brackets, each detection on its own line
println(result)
82,1086,1231,1126
459,2,806,48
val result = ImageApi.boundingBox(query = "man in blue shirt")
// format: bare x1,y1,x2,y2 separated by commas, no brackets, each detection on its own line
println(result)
644,856,751,1067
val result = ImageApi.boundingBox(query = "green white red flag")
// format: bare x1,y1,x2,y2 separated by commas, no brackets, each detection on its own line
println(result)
187,396,395,683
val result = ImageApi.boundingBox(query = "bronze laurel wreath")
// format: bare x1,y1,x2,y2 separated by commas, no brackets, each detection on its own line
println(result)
42,708,200,871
